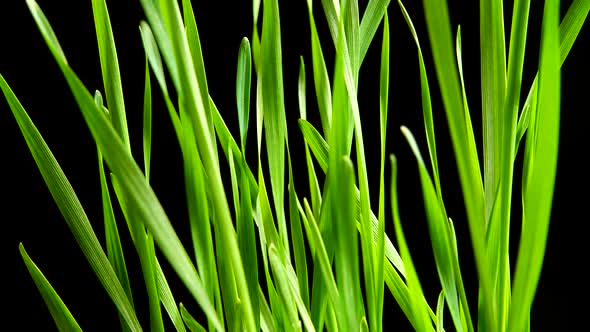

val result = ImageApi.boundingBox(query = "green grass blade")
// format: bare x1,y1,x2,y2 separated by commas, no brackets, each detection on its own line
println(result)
256,168,288,329
180,304,207,332
375,13,389,332
280,247,317,332
143,55,152,181
389,155,431,332
95,90,134,320
24,1,222,326
139,32,217,332
237,37,252,152
19,244,83,332
454,27,479,207
306,7,332,138
298,118,405,277
111,176,164,332
268,245,301,331
401,126,463,332
343,0,360,75
448,218,474,332
361,316,369,332
319,0,339,46
91,0,130,150
181,0,218,163
491,0,532,326
479,0,506,229
359,0,391,64
139,22,168,96
110,173,186,332
515,0,589,150
236,153,260,331
397,0,442,197
298,199,340,320
288,153,310,309
436,291,445,332
180,116,223,331
146,1,255,328
154,262,188,332
97,122,134,332
298,58,322,219
259,286,278,332
332,157,363,331
332,17,378,329
420,0,493,327
1,70,141,332
260,0,289,261
508,0,560,329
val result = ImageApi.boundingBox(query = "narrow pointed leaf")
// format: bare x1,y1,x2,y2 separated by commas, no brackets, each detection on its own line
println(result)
180,304,207,332
237,37,252,151
509,0,561,330
91,0,130,149
19,244,83,332
1,69,141,332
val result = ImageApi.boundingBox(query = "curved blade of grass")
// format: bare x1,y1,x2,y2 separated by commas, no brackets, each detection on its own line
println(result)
375,13,389,332
139,22,168,96
401,126,463,332
330,14,378,330
298,199,340,318
260,0,289,261
359,0,391,64
277,246,317,332
306,4,333,138
398,0,442,198
298,118,405,277
255,167,288,330
138,29,205,332
268,245,301,331
454,27,479,207
343,0,360,77
237,37,252,152
288,151,310,309
91,0,130,150
1,70,142,331
144,1,256,329
420,0,493,328
181,0,218,163
235,152,260,331
298,57,322,219
154,262,187,332
448,218,474,332
179,304,206,332
140,63,161,332
25,1,222,328
508,0,560,329
180,116,224,331
319,0,339,46
489,0,533,326
19,244,83,332
143,57,152,182
515,0,589,150
111,176,164,332
479,0,506,232
389,155,431,332
96,93,134,332
111,172,187,332
436,291,445,332
333,157,363,331
259,286,278,332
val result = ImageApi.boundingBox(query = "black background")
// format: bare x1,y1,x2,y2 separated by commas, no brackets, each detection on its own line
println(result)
1,0,588,330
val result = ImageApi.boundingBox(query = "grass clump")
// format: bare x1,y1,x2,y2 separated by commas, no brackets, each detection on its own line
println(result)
2,0,588,331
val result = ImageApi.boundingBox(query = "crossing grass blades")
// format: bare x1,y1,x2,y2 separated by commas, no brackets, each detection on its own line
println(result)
2,0,589,331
